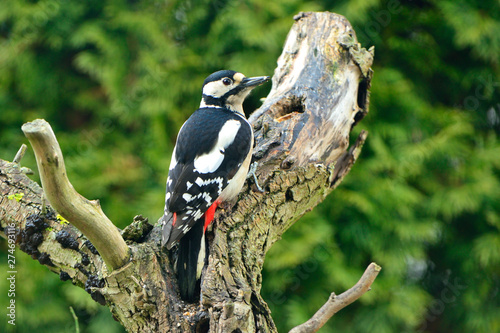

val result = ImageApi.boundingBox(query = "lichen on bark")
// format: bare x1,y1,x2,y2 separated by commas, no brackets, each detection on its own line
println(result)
0,11,373,333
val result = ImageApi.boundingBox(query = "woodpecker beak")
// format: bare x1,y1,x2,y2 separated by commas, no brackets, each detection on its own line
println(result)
241,76,270,88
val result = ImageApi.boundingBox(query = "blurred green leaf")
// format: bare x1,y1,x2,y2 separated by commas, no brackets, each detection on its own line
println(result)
0,0,499,332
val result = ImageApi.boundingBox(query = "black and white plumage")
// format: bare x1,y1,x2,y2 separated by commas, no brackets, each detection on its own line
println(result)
161,70,269,301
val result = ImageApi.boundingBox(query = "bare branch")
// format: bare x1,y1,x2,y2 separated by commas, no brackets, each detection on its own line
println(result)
13,144,27,164
289,263,382,333
21,119,129,270
0,11,375,332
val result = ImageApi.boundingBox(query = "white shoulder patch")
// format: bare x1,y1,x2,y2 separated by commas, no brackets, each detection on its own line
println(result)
193,150,224,173
169,150,178,170
193,120,241,173
218,120,241,148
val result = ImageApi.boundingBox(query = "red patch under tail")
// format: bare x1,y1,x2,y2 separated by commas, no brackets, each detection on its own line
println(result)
172,212,177,227
203,200,220,233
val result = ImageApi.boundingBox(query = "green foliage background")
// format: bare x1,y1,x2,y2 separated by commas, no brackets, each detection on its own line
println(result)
0,0,499,332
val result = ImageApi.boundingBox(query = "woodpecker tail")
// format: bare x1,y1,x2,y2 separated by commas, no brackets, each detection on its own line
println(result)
177,221,205,302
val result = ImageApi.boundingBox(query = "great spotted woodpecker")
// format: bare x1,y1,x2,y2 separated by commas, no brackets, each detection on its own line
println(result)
161,70,269,301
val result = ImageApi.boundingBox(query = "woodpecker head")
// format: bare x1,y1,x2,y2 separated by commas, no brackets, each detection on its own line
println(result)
200,70,270,115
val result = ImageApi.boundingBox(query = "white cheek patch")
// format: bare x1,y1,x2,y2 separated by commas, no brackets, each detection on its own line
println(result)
203,81,227,98
193,120,241,173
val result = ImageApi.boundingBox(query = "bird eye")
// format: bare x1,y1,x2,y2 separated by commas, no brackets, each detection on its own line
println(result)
222,78,232,86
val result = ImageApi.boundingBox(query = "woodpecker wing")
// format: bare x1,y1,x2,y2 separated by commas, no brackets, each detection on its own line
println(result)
161,108,252,249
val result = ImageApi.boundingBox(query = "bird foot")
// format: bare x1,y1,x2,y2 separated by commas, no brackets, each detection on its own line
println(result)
247,162,265,193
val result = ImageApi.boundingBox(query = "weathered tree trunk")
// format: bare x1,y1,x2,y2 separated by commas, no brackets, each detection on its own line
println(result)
0,12,373,333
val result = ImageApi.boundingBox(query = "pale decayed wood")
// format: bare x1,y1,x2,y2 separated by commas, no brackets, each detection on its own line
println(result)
202,13,373,331
0,11,375,333
22,119,130,270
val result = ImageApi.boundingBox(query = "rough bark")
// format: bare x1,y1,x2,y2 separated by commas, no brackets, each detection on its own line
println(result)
0,12,374,333
22,119,130,270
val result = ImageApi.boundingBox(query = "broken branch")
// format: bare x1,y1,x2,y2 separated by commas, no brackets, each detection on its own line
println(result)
289,263,381,333
13,144,27,164
22,119,129,270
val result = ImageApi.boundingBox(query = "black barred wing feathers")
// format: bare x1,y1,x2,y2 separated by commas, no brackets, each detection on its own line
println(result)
161,108,252,249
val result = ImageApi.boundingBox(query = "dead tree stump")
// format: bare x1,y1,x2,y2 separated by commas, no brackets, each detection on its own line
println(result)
0,12,374,333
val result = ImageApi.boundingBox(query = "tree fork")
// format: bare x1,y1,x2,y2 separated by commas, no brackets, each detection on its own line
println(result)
0,12,376,332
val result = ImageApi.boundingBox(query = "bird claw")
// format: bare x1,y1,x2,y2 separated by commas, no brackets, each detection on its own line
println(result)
247,162,265,193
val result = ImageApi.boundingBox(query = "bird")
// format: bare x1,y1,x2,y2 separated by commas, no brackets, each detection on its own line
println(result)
161,70,270,301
